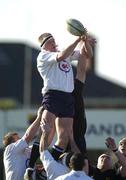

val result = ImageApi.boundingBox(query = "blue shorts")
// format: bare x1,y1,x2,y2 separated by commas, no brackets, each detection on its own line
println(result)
42,90,74,118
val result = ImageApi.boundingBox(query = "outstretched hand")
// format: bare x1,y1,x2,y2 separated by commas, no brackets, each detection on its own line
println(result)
81,33,97,46
105,137,117,151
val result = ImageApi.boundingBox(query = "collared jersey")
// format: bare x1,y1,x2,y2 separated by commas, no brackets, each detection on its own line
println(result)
37,50,80,94
3,138,31,180
55,169,93,180
40,150,69,180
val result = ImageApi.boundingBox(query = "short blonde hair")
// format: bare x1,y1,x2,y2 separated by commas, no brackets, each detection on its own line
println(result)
3,132,18,147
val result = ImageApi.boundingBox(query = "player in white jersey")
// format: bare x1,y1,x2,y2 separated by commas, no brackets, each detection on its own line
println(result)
37,33,82,160
3,106,43,180
24,33,95,179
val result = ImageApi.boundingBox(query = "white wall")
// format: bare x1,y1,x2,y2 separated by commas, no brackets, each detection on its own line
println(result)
86,109,126,149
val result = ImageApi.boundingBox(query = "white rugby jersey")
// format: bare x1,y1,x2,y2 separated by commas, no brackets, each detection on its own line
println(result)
3,138,31,180
55,170,93,180
37,50,80,94
40,150,69,180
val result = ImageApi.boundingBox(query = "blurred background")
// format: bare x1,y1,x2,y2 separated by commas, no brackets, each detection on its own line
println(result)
0,0,126,179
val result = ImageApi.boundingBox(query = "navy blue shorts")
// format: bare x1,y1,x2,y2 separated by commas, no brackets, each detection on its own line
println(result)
42,90,75,118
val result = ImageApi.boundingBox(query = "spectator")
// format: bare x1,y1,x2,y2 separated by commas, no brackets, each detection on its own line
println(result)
105,136,126,178
89,153,121,180
89,137,126,180
3,106,43,180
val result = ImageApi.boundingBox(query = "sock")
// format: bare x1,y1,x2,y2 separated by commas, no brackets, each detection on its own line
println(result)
28,141,40,168
48,145,64,161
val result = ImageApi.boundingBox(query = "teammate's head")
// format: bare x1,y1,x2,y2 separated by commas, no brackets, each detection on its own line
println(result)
69,153,88,173
3,132,20,147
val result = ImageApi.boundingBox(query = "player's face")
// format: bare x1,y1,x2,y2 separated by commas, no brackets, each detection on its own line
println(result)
97,154,112,169
44,38,57,52
119,140,126,155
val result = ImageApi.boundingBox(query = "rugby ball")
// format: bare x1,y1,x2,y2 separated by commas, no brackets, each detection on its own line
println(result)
66,18,86,36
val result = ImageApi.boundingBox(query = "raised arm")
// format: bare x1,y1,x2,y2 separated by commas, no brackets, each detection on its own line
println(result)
81,34,96,59
57,36,81,61
105,137,126,177
23,106,43,144
75,34,96,83
76,41,88,83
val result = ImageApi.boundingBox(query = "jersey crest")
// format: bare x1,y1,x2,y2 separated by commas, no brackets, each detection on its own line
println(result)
58,60,71,72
